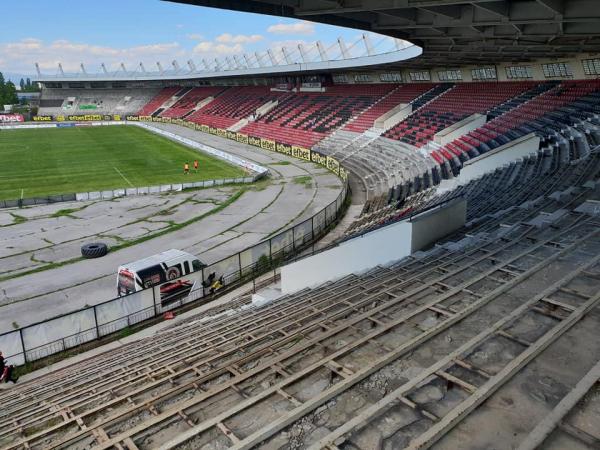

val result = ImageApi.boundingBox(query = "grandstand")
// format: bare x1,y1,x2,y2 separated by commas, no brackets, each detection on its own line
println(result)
2,1,600,449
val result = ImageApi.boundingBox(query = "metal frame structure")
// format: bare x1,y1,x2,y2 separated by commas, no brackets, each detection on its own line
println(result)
167,1,600,66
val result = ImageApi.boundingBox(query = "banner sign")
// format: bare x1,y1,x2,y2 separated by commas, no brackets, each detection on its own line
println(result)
216,128,227,138
276,142,292,155
260,138,276,151
311,152,327,166
227,130,237,141
32,115,53,122
249,136,262,147
0,114,25,123
326,156,340,175
209,127,218,135
236,133,248,144
292,146,311,162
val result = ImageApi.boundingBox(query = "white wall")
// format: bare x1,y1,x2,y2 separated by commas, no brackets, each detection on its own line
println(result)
281,220,412,294
434,114,486,146
438,133,540,192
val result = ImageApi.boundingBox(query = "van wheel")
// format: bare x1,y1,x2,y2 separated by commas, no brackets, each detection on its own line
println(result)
81,242,108,258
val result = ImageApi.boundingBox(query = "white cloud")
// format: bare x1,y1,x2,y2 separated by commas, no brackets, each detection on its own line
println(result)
267,21,315,35
187,33,204,40
215,33,263,44
0,38,185,73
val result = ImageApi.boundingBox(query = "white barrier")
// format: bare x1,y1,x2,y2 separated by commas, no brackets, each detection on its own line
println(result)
131,122,269,176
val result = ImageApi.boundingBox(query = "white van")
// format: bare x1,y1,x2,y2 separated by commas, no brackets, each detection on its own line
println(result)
117,249,206,298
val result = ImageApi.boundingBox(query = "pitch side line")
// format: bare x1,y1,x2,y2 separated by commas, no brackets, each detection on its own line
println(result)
113,167,134,188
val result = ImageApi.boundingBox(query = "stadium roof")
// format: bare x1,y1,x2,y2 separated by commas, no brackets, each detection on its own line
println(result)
167,0,600,66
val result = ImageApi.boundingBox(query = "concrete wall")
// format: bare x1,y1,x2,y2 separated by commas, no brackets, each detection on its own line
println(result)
438,133,540,192
410,198,467,251
434,113,486,146
280,199,467,294
374,103,412,130
281,220,413,294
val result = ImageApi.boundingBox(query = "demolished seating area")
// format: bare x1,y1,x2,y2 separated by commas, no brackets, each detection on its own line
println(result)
383,82,536,147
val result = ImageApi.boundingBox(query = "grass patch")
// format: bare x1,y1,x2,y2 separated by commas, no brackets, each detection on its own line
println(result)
10,213,27,224
0,188,246,283
293,176,313,188
51,207,81,218
0,125,246,200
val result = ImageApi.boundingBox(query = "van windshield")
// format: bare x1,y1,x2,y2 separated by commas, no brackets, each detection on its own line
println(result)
118,270,135,295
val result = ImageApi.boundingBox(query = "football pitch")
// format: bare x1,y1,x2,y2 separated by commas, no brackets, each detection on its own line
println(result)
0,125,247,200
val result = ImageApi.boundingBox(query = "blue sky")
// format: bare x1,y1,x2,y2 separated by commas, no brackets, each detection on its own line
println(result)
0,0,396,80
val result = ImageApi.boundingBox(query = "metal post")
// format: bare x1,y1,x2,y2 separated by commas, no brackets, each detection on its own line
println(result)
93,306,100,339
238,253,243,281
152,286,158,316
292,227,296,251
19,329,27,363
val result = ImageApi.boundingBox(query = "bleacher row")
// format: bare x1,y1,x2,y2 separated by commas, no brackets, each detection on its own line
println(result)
2,139,600,449
37,79,600,212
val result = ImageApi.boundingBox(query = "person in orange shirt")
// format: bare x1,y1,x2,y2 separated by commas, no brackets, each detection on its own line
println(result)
193,160,199,171
184,162,189,175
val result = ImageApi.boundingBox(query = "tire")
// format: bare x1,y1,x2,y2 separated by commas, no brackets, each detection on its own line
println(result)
81,242,108,259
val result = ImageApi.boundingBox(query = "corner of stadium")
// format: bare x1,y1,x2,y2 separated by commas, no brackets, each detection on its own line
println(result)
1,1,600,449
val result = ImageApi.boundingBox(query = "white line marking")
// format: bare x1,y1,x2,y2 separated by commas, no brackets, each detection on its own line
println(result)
113,166,134,188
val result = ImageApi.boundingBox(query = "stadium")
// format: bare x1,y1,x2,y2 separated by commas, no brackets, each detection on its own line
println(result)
0,0,600,448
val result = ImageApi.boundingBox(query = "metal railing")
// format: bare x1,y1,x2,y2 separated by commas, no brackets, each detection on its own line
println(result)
0,181,349,366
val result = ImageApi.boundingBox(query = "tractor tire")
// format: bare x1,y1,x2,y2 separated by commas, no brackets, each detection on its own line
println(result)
81,242,108,259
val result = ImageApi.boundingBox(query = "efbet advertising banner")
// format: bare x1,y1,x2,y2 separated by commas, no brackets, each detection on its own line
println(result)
326,156,340,176
248,136,262,148
311,152,327,167
260,138,276,151
236,133,249,144
292,146,311,162
216,128,227,138
32,115,53,122
0,114,25,123
226,130,237,141
276,142,292,155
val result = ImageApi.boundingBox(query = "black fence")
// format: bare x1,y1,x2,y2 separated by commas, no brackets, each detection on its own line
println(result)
0,182,349,366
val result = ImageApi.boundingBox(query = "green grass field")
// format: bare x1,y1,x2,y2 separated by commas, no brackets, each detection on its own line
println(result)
0,125,247,200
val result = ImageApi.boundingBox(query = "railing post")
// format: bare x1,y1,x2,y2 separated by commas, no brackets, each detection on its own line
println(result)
152,286,158,316
19,329,27,363
238,253,243,281
93,305,100,339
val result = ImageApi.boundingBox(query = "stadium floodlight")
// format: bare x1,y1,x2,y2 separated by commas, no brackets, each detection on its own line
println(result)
139,62,146,73
58,63,65,76
298,44,308,63
187,60,196,72
362,33,375,56
244,54,254,69
316,41,328,61
120,63,127,73
234,55,245,69
101,63,108,74
337,37,350,59
214,58,223,71
282,47,293,64
202,59,211,71
172,60,181,72
254,52,265,67
225,57,235,70
156,62,164,74
80,63,87,75
35,62,41,77
267,49,279,66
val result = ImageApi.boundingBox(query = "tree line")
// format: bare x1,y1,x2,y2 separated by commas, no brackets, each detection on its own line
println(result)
19,77,39,93
0,72,19,106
